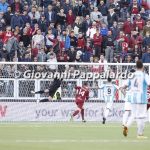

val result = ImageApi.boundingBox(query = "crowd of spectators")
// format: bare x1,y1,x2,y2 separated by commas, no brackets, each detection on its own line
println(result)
0,0,150,64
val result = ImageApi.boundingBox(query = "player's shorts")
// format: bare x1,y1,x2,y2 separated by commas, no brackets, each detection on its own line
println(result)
124,102,131,111
131,104,147,119
75,99,84,109
106,102,113,110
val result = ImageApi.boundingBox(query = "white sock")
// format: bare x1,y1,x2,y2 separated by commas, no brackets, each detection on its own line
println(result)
126,111,135,128
122,111,130,126
104,108,110,119
137,119,145,136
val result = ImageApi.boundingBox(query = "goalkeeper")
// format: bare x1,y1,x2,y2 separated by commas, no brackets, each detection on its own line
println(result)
31,77,63,102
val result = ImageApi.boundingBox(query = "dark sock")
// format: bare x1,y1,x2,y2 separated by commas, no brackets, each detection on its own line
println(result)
35,90,45,94
73,110,79,117
39,99,49,102
81,109,84,120
35,90,44,94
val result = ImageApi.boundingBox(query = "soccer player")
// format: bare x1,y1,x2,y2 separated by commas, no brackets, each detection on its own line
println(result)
70,82,89,122
121,69,135,126
100,77,119,124
31,77,63,103
122,60,150,138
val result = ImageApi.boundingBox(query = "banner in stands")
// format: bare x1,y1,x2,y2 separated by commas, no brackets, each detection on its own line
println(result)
0,102,125,122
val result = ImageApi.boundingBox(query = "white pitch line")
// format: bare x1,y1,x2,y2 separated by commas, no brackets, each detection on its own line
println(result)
0,139,149,143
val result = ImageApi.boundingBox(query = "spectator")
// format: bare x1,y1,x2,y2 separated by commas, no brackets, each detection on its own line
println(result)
66,9,75,26
11,0,23,13
28,6,40,25
11,11,24,30
45,5,56,24
73,16,82,37
143,32,150,49
143,19,150,36
56,8,66,28
133,14,145,31
104,30,114,63
90,6,103,23
38,14,48,33
142,47,150,63
77,32,85,50
98,0,108,25
21,10,31,25
107,7,118,28
32,29,44,49
82,15,92,35
122,17,133,35
93,28,103,58
3,6,13,26
0,0,8,13
67,46,76,62
73,0,86,17
69,31,77,47
110,21,120,40
37,47,47,62
86,21,97,39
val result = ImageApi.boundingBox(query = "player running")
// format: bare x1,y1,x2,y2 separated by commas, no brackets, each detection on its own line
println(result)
100,77,119,124
122,61,150,138
31,77,63,103
121,69,135,126
70,82,89,122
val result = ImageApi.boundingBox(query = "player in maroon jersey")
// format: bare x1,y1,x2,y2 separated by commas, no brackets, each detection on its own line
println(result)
70,82,89,122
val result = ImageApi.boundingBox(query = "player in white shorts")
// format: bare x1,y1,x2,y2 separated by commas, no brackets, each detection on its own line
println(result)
122,61,150,139
100,77,119,124
121,69,135,126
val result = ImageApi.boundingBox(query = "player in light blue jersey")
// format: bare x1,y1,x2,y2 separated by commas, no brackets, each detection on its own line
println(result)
122,61,150,139
121,69,135,127
100,77,119,124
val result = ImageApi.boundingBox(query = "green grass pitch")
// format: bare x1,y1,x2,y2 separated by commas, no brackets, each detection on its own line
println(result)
0,122,150,150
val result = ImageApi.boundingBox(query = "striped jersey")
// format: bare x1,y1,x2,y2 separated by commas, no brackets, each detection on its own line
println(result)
122,80,132,102
127,71,150,104
100,83,119,102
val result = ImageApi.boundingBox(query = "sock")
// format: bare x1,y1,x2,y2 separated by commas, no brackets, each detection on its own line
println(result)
137,118,145,136
122,111,130,126
81,109,84,121
73,110,80,117
104,108,110,119
35,90,44,94
39,99,49,102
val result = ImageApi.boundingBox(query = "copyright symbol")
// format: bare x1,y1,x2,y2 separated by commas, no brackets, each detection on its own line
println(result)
14,71,21,78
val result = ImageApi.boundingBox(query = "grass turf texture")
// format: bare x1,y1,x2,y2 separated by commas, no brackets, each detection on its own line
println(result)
0,123,149,150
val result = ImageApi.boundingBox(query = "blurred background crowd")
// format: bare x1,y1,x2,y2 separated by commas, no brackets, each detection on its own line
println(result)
0,0,150,64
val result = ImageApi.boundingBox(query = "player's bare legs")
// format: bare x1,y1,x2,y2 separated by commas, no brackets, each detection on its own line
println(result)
122,110,131,126
71,103,86,122
103,102,113,124
70,108,81,121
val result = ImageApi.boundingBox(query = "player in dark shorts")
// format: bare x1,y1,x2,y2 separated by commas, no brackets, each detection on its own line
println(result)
70,82,89,122
31,77,63,102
